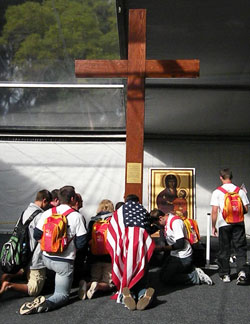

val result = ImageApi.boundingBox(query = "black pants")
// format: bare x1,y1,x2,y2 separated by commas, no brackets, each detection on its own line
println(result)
218,224,248,276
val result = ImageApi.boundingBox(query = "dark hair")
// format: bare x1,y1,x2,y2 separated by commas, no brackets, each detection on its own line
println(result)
35,189,52,203
75,193,83,208
51,189,59,200
149,208,165,223
115,201,125,210
220,168,233,180
125,194,139,203
59,185,76,204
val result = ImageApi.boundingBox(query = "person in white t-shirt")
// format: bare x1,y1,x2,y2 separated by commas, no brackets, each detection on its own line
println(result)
20,185,88,315
210,168,249,284
150,209,213,286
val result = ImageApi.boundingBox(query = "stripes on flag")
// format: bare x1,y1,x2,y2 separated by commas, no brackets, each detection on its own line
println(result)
106,206,155,302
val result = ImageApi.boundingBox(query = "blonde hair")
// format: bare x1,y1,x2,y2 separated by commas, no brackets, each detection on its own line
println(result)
96,199,114,214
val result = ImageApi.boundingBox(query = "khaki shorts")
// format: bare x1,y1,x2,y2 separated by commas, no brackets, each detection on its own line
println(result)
90,262,114,287
27,268,46,297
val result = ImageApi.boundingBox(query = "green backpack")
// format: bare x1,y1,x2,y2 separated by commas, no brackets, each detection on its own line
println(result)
0,210,40,274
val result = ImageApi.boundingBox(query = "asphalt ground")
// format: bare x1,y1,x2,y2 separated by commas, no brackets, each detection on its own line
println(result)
1,234,250,324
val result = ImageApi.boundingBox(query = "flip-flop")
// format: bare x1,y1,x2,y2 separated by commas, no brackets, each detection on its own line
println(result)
87,281,98,299
78,280,87,300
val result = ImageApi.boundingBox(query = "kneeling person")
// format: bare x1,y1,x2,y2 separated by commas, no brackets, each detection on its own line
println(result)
150,209,213,286
0,190,51,297
20,186,87,315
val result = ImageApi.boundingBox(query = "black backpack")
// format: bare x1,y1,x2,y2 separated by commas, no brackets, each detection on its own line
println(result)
0,209,41,274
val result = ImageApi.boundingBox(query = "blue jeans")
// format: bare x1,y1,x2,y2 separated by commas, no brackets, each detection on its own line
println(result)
160,255,200,285
43,256,74,311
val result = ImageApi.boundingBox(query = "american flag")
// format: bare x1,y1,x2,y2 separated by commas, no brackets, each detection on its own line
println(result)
106,201,155,302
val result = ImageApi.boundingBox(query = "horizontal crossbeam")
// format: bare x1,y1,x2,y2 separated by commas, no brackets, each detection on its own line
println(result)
75,59,199,78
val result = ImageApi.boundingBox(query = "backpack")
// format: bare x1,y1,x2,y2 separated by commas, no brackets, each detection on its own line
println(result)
90,217,111,255
40,207,75,254
169,215,200,245
0,209,41,274
217,186,244,224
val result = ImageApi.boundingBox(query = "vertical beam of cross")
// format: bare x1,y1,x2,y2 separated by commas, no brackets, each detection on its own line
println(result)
125,9,146,201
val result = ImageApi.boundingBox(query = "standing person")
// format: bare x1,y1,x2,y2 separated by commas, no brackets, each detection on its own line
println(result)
150,209,213,286
107,194,155,311
19,185,88,315
78,199,115,300
0,189,52,296
210,168,249,284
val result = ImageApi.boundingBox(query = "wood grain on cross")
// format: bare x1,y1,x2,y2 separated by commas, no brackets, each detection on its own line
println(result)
75,9,199,202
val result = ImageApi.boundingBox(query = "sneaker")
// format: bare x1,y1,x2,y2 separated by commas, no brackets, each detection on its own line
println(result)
20,296,46,315
87,281,98,299
136,288,155,311
229,255,237,263
122,287,136,311
236,271,247,285
220,275,231,283
195,267,213,285
78,280,87,300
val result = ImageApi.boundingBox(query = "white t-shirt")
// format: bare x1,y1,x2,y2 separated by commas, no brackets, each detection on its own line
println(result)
36,204,87,260
22,203,44,270
164,214,192,258
210,183,249,228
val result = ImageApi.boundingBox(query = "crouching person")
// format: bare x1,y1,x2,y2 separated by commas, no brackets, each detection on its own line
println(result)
150,209,213,286
20,185,87,315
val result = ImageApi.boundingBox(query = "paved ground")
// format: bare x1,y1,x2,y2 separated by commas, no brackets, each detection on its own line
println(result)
1,234,250,324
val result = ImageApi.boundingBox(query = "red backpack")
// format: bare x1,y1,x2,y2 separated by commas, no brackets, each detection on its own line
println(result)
217,186,244,224
90,217,111,255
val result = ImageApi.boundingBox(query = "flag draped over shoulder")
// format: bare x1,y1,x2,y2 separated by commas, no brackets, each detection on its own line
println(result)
106,201,155,302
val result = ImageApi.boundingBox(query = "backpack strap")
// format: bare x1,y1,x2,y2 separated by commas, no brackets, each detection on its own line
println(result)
62,208,75,217
234,186,240,193
51,207,75,217
21,209,41,252
217,186,240,194
169,215,182,231
23,209,41,226
62,208,76,243
217,186,227,194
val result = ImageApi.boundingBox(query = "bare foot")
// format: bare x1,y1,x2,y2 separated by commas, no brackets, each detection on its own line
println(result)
0,281,12,295
1,273,11,284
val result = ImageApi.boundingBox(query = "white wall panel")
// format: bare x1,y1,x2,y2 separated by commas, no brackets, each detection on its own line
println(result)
0,141,126,232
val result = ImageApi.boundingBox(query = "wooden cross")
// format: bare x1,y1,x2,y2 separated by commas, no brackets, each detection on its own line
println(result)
75,9,199,203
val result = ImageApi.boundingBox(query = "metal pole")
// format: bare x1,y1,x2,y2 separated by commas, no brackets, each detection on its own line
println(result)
205,212,218,270
206,213,211,267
